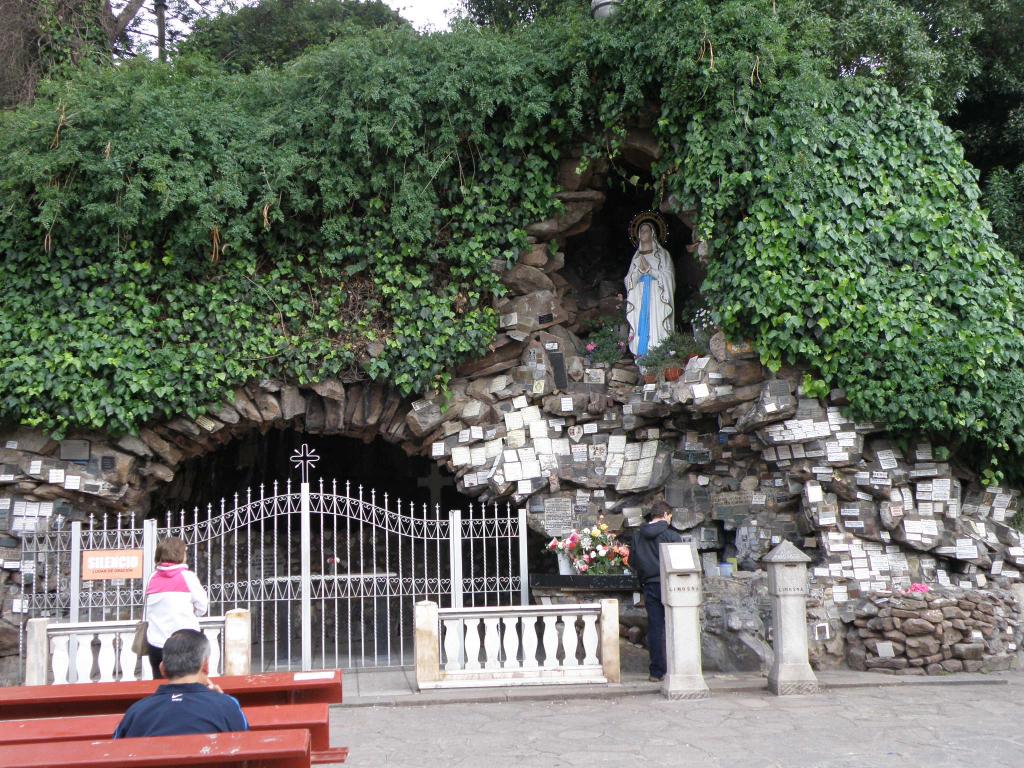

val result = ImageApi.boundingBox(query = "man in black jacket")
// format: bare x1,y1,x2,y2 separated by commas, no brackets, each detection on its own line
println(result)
631,500,682,682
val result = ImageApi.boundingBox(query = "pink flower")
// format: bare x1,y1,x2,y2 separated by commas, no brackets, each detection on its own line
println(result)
578,562,589,573
585,342,597,353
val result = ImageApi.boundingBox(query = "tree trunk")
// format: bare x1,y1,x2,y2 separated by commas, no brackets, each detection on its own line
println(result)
0,0,148,107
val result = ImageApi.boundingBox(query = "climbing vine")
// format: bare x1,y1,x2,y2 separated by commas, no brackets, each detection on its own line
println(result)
1,0,1023,469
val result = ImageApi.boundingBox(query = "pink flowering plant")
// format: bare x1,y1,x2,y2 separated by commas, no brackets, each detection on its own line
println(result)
582,317,627,365
546,523,631,575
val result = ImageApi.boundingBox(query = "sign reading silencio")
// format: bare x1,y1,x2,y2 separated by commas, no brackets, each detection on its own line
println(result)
82,549,144,580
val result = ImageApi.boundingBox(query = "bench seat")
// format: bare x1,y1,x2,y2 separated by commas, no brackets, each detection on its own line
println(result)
0,727,312,768
0,703,347,763
0,670,342,720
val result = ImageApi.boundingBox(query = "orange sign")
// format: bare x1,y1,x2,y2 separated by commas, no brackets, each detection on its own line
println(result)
82,549,144,580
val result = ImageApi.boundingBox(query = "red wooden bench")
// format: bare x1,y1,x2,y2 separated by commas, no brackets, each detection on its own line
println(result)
0,670,342,720
0,703,348,764
0,728,312,768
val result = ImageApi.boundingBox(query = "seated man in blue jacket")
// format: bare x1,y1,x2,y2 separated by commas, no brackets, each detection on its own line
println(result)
114,628,248,738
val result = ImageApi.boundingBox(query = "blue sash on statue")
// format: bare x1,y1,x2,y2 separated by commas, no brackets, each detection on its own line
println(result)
636,274,653,356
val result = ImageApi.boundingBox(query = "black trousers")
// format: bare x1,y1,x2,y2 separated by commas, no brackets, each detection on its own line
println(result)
148,645,164,679
643,580,667,678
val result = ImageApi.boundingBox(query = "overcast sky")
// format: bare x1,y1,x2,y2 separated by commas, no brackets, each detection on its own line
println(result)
385,0,460,30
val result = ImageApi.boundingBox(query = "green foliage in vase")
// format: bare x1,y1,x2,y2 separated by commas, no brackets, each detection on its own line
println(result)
637,331,702,376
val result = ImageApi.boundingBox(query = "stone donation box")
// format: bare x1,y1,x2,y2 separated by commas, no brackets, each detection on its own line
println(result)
660,541,710,699
764,540,820,695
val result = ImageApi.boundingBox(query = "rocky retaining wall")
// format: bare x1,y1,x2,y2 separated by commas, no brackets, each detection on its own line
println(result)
844,589,1022,675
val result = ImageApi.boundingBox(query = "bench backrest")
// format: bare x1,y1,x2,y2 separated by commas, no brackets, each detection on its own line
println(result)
0,703,331,751
0,728,310,768
0,670,342,720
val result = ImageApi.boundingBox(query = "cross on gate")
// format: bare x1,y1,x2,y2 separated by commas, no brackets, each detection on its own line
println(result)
290,443,320,484
418,463,454,510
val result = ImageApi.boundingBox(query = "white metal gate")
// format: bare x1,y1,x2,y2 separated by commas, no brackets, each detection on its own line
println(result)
17,445,527,675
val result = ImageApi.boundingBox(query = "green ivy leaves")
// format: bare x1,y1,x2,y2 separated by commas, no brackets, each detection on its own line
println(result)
1,0,1021,468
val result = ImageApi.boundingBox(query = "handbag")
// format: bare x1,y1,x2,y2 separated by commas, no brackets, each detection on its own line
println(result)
131,590,149,655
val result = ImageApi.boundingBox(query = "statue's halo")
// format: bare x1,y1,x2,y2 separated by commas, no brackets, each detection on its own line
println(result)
628,211,668,247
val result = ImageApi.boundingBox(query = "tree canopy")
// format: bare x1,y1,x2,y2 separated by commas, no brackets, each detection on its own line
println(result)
178,0,407,72
1,0,1024,479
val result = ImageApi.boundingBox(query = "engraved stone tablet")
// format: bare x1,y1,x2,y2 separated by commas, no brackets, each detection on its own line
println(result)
59,440,90,462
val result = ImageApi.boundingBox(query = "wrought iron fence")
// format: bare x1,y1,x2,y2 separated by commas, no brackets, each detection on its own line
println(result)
16,456,527,679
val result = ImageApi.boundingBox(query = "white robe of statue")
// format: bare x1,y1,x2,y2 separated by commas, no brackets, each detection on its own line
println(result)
624,222,675,357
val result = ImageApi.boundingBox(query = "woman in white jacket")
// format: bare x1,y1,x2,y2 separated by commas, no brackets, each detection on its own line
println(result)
144,537,209,678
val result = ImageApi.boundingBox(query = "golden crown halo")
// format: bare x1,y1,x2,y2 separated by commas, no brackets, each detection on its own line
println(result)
628,211,668,247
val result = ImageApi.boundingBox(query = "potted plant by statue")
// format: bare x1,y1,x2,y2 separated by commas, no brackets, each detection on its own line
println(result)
638,330,703,382
582,316,628,367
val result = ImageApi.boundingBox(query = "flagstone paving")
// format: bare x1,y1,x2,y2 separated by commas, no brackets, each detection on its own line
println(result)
333,670,1021,767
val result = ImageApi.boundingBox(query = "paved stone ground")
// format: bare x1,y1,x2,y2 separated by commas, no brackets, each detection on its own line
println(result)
332,673,1024,768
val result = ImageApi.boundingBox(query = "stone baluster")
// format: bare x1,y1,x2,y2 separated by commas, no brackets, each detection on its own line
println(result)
483,617,501,669
764,540,820,695
541,615,559,668
51,635,70,685
580,613,599,666
501,617,521,669
463,618,482,671
96,630,118,682
442,618,461,672
204,627,222,676
560,612,580,667
118,629,137,681
74,633,94,684
521,616,539,669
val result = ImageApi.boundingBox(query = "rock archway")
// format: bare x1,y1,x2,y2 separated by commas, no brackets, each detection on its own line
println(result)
0,379,419,523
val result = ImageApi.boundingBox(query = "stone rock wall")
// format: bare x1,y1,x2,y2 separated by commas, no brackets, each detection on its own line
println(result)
4,150,1024,677
843,589,1022,675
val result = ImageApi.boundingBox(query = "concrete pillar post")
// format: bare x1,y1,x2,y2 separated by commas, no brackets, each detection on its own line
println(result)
414,600,441,690
764,540,820,695
223,609,252,676
24,618,50,685
660,542,709,700
599,598,621,684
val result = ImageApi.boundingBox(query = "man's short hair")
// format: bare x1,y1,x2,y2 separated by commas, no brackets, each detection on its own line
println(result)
644,500,674,521
161,629,210,679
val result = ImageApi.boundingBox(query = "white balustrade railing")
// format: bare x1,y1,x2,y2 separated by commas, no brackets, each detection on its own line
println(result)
414,600,620,689
24,610,251,685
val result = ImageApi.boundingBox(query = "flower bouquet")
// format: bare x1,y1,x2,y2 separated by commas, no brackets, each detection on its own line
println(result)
546,524,630,575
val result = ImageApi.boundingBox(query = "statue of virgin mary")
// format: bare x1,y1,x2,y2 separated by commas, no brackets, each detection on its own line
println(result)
624,213,675,357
